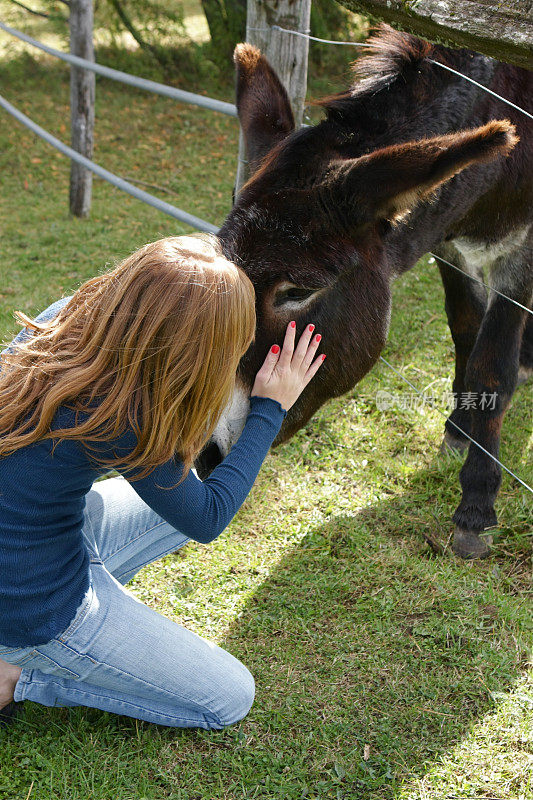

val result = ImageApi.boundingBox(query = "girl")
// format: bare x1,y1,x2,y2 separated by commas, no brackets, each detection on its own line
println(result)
0,235,324,730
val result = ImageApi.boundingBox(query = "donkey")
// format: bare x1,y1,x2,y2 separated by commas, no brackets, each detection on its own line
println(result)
206,27,533,559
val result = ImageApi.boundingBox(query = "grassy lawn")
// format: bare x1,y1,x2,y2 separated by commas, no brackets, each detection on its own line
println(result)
0,14,532,800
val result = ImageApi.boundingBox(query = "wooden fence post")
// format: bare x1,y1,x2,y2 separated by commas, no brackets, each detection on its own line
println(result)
69,0,95,217
339,0,533,70
234,0,311,194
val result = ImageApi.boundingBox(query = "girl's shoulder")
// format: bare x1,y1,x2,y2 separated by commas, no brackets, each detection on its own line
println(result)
6,295,72,351
35,296,72,323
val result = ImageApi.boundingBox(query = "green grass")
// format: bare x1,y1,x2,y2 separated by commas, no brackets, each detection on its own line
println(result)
0,27,532,800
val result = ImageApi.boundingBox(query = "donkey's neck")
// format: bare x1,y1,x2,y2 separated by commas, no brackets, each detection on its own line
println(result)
338,52,530,277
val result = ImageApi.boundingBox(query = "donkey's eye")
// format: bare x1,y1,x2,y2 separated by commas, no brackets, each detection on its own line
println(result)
273,284,321,308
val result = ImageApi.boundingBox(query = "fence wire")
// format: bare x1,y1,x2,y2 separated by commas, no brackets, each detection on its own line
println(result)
266,24,533,122
379,356,532,494
429,252,533,317
0,21,237,118
0,92,218,233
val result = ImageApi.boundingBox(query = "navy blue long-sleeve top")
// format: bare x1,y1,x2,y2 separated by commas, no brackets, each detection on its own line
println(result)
0,298,285,647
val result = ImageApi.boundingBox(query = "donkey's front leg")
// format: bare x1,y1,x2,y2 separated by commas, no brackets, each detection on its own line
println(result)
435,245,487,452
452,287,531,559
518,314,533,384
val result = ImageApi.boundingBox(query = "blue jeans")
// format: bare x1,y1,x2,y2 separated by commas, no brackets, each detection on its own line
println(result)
0,477,254,729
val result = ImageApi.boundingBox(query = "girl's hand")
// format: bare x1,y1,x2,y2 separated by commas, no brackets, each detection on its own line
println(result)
251,322,326,411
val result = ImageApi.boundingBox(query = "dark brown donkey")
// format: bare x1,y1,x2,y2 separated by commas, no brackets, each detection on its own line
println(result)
207,28,533,559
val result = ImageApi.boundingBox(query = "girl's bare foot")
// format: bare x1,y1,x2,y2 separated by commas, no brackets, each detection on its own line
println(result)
0,658,21,710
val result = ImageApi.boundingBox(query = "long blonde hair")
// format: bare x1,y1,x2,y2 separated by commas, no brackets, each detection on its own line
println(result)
0,235,255,479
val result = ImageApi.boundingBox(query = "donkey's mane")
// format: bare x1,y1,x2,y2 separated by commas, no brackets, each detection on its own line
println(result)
352,25,433,86
317,25,441,114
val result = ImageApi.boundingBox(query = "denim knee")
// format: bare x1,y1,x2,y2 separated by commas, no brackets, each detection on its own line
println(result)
214,662,255,728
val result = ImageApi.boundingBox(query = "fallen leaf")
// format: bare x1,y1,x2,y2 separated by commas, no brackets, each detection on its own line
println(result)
333,762,346,780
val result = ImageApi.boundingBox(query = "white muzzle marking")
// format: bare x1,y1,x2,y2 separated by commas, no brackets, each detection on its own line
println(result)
211,385,250,458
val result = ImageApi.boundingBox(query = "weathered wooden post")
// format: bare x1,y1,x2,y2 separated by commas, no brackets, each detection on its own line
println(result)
69,0,95,217
235,0,312,194
339,0,533,69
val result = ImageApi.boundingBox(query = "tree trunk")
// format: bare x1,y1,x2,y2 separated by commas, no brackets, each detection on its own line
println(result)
106,0,169,68
338,0,533,70
235,0,312,194
200,0,234,61
69,0,95,217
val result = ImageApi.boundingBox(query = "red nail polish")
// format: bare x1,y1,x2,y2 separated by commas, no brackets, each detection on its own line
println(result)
290,321,296,328
315,334,322,343
271,344,280,354
308,324,315,332
321,354,327,361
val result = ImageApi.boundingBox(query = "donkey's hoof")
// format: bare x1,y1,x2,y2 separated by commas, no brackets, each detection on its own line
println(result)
452,528,493,559
439,430,469,455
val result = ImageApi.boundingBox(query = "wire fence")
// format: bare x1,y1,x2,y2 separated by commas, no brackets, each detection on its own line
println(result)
269,24,533,123
428,252,533,317
379,356,532,494
0,17,531,495
0,21,237,118
0,92,218,233
0,20,228,230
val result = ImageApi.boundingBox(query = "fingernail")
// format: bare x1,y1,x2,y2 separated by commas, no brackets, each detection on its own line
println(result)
290,321,296,328
308,324,315,332
315,334,322,343
271,344,280,354
321,354,327,361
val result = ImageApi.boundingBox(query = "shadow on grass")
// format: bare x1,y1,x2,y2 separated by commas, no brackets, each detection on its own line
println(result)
218,494,530,797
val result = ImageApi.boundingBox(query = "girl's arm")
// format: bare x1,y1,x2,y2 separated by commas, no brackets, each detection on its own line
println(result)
119,321,324,544
120,395,285,543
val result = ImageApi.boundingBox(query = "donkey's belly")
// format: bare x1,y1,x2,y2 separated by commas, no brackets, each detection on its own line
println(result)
451,224,532,296
453,224,530,271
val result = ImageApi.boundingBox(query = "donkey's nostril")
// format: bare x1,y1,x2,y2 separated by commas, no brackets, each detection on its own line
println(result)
195,441,223,480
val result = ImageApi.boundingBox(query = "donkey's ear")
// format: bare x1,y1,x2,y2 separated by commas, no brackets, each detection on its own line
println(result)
318,121,518,230
234,43,295,174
